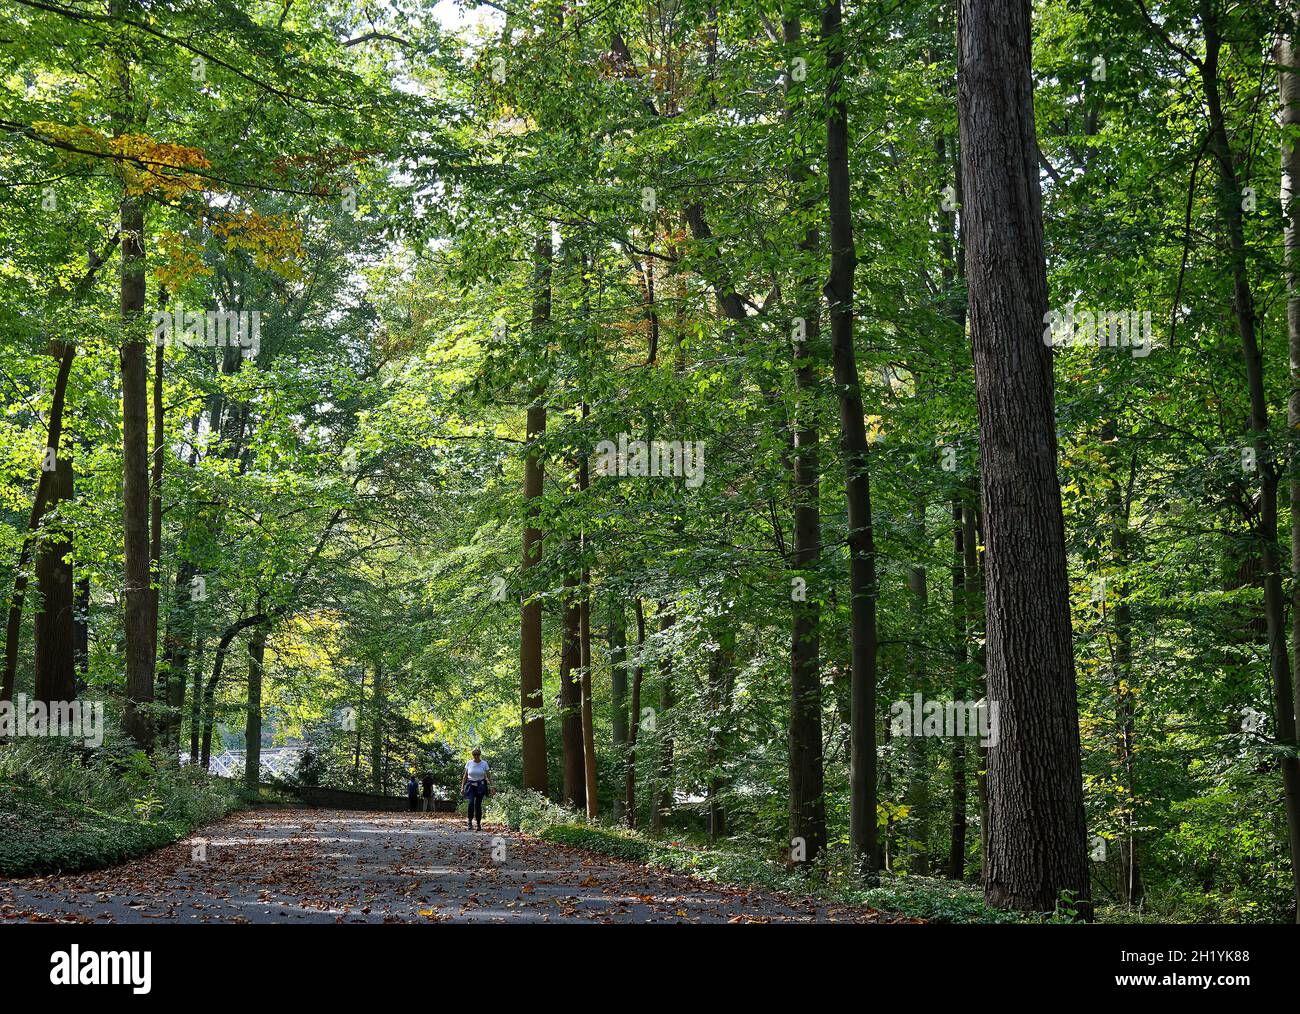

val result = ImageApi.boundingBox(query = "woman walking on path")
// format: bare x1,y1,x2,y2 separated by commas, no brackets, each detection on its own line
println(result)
461,748,491,831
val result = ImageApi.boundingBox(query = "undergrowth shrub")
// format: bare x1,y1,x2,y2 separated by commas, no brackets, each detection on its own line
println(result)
0,736,240,875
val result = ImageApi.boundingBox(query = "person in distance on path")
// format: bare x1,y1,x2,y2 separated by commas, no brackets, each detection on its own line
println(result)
460,748,491,831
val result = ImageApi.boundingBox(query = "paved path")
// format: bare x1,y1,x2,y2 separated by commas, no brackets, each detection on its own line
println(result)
0,808,904,923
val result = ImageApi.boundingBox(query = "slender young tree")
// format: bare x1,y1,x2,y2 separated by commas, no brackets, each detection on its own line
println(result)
651,605,676,832
822,0,880,872
243,627,267,790
118,136,155,750
1197,2,1300,920
519,234,551,793
625,599,646,827
33,455,75,704
559,569,585,809
609,602,629,820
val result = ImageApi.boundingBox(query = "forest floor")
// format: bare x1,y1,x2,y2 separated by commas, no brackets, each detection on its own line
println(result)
0,807,910,923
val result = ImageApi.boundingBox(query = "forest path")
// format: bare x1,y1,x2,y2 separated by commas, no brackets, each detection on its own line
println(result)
0,807,900,923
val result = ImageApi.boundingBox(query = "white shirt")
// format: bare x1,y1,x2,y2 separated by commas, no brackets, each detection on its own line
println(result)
465,759,489,782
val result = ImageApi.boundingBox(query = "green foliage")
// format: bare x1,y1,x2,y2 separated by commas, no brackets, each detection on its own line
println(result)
0,739,239,875
0,782,183,877
492,788,1020,923
856,875,1024,925
536,820,1024,924
486,786,573,835
542,823,652,862
0,0,1295,925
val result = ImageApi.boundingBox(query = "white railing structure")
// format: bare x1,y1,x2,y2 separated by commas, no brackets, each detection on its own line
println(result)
179,746,303,780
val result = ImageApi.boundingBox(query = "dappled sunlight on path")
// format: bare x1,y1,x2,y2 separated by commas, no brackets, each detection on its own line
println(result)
0,808,908,924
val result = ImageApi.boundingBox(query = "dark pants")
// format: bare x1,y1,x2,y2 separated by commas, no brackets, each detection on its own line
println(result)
465,782,486,825
408,793,419,811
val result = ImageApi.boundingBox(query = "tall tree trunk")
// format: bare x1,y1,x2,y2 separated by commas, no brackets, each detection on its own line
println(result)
2,234,118,704
957,0,1090,915
579,423,598,818
160,559,196,757
120,193,154,750
189,636,204,762
707,624,735,842
160,413,205,755
519,235,551,794
243,627,266,790
907,508,931,874
33,455,75,704
150,295,165,737
1281,29,1300,922
1200,5,1300,921
1284,32,1300,741
580,580,598,818
353,668,365,781
823,0,880,872
785,5,828,869
625,599,645,827
200,616,262,768
200,651,220,768
3,347,76,704
609,602,629,821
560,569,585,809
1102,423,1143,905
1114,587,1142,906
370,664,385,794
651,606,676,833
73,572,90,686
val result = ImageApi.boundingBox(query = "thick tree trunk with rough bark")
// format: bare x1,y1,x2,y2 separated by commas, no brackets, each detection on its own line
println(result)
785,7,828,869
957,0,1091,915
